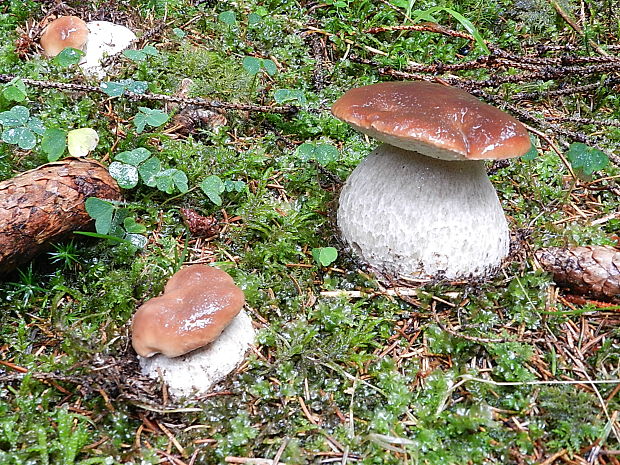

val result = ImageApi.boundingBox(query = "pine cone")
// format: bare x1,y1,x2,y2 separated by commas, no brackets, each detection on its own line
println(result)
0,158,121,274
535,245,620,302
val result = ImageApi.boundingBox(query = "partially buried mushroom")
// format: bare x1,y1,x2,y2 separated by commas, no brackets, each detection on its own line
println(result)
133,265,256,397
332,81,532,280
132,264,246,358
39,16,136,78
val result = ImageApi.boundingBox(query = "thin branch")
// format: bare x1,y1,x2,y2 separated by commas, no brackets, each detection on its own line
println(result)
0,74,297,114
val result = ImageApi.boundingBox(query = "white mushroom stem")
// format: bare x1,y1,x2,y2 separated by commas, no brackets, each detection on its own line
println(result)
139,310,256,399
337,144,510,280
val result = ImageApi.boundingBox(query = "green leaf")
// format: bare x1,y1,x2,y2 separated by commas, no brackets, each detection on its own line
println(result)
142,45,159,56
171,169,189,193
27,117,45,135
3,79,27,102
67,128,99,157
100,81,127,98
123,217,147,234
224,179,246,192
248,12,262,26
3,86,26,102
200,175,225,206
566,143,609,175
411,7,490,54
74,230,133,245
154,168,188,194
296,142,339,165
54,47,84,67
127,80,148,94
123,49,146,62
135,107,169,133
274,89,306,104
390,0,411,8
521,142,538,161
134,107,169,133
115,148,151,166
138,156,161,187
108,162,139,189
85,198,115,235
219,10,237,25
134,112,147,133
173,27,186,38
101,79,149,97
0,105,30,127
144,108,169,127
125,233,148,248
154,173,173,194
312,247,338,267
11,78,26,93
262,59,278,76
41,128,67,161
2,127,36,150
242,56,262,75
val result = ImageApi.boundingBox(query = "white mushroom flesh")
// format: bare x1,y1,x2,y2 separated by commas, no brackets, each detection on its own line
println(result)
80,21,137,78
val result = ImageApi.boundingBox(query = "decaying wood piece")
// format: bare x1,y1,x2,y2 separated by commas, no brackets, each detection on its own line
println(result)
166,78,227,135
0,157,122,274
536,245,620,302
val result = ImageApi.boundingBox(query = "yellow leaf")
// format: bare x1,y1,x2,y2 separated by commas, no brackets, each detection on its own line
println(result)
67,128,99,157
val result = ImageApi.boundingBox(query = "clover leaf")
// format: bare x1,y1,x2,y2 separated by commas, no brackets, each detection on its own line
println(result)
312,247,338,267
3,78,27,102
296,142,339,166
200,175,226,206
134,107,169,133
54,47,84,67
41,128,67,161
566,142,609,176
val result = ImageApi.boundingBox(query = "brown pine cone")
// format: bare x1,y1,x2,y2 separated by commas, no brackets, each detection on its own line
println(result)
535,245,620,302
0,158,122,274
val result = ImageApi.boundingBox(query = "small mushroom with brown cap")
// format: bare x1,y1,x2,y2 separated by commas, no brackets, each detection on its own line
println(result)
40,16,89,57
132,264,245,358
332,81,532,280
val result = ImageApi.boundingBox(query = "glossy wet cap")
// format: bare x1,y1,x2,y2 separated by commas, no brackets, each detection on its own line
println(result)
332,81,531,161
132,265,245,358
40,16,89,57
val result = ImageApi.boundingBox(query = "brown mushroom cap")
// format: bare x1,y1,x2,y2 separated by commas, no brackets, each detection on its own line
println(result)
332,81,531,161
131,265,245,358
40,16,89,57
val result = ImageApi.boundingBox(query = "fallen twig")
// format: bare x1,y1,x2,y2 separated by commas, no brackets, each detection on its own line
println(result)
0,74,297,114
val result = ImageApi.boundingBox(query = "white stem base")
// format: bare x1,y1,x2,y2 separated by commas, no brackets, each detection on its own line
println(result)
337,144,510,280
138,310,255,399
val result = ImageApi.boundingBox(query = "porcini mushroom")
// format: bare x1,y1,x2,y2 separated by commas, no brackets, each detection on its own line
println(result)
40,16,136,78
40,16,89,57
132,264,246,358
139,309,255,398
332,81,532,280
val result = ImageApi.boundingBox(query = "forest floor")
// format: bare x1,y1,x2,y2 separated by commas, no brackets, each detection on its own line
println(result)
1,0,620,464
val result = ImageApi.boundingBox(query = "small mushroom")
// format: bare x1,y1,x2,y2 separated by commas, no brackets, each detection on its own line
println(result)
39,16,136,78
332,81,532,280
132,265,245,358
39,16,89,57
